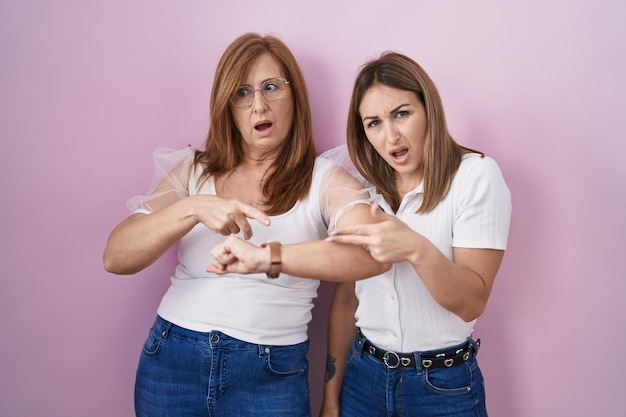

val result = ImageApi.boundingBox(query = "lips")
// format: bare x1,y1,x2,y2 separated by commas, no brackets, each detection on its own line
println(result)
389,146,409,162
254,120,273,131
391,148,408,158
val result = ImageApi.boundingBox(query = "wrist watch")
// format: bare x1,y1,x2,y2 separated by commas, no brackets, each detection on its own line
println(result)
261,241,282,279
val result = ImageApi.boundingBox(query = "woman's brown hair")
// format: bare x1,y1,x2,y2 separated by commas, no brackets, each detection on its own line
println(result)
347,52,481,213
195,33,316,215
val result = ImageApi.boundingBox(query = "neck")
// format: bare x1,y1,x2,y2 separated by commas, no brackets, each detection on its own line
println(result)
395,171,422,197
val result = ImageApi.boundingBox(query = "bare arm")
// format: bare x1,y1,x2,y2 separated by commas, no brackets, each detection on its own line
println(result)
207,203,390,281
282,239,388,281
103,201,196,275
207,166,391,281
319,282,358,417
409,244,503,322
327,203,504,321
103,195,270,275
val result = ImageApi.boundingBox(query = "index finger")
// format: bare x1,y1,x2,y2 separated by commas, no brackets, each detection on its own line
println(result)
238,203,271,226
329,222,375,238
326,233,372,248
235,203,271,240
326,223,376,247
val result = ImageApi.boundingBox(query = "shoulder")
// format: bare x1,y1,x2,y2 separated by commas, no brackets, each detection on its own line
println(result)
316,145,366,184
314,147,347,177
152,146,196,164
453,153,511,204
457,153,506,182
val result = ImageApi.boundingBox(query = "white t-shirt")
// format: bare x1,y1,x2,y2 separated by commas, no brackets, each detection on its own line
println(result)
355,153,512,352
130,147,366,346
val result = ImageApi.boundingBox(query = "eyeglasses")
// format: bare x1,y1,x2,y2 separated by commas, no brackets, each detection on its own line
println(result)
230,78,290,108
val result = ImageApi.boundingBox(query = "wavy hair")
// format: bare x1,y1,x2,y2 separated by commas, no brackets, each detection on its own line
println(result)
347,52,482,213
195,33,316,215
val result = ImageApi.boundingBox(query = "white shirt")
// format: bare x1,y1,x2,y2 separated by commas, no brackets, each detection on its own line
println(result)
131,147,366,346
355,153,512,352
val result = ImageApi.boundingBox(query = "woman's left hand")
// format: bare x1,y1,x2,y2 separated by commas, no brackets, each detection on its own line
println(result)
206,236,269,275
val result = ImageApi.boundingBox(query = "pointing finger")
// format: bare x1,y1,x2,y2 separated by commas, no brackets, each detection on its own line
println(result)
240,204,271,227
237,203,271,240
325,233,370,248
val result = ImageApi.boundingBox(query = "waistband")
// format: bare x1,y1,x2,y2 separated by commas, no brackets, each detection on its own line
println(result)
153,315,309,351
360,334,479,370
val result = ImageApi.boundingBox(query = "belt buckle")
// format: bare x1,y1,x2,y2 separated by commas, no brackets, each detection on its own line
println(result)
383,351,400,368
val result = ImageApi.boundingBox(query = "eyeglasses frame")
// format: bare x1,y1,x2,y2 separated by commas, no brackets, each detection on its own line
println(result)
230,78,291,108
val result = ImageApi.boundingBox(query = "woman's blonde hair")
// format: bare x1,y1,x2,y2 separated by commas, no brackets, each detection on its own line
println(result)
195,33,316,215
347,52,481,213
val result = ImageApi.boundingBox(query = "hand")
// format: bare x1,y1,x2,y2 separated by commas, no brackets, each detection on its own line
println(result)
193,195,270,240
326,203,420,264
206,235,270,275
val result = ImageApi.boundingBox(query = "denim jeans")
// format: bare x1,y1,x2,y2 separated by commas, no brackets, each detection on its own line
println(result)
340,335,487,417
134,316,311,417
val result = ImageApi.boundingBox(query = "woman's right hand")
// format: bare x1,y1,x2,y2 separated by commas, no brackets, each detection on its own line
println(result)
104,195,270,275
191,195,271,240
326,202,418,264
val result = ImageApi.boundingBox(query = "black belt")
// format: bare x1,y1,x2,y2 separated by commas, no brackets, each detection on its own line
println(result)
362,338,478,369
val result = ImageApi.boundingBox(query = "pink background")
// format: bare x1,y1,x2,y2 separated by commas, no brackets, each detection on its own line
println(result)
1,1,625,416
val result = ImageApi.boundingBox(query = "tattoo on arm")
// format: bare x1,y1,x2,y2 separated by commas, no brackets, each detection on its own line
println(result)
324,354,336,382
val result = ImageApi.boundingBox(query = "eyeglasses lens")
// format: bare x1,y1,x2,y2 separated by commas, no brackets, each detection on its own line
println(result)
231,78,289,108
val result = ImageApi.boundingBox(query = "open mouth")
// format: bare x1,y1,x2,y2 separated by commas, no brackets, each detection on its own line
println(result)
391,148,408,159
255,122,273,131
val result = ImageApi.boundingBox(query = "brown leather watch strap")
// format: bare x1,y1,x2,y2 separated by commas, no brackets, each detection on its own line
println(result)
261,241,282,279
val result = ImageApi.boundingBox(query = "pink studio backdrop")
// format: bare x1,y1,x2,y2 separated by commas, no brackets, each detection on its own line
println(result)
1,1,624,416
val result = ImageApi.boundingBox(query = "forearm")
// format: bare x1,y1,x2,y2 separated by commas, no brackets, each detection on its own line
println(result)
320,282,358,416
409,237,504,321
281,240,389,282
103,200,198,274
207,215,391,280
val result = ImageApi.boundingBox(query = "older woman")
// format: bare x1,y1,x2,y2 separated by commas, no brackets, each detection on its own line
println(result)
103,33,387,417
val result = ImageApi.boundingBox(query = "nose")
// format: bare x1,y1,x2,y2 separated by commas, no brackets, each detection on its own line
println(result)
251,90,269,113
384,122,400,144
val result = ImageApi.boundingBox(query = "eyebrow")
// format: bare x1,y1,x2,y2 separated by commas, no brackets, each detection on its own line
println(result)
362,103,410,121
239,77,283,87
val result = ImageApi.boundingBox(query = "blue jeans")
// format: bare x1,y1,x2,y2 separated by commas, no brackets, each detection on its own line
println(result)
134,316,311,417
340,335,487,417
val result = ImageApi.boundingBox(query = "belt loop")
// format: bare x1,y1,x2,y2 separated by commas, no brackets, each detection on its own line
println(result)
469,337,480,355
354,332,365,357
414,351,425,374
352,329,367,358
258,344,269,357
158,316,173,340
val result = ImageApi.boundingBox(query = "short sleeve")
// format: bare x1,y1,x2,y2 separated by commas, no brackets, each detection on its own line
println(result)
453,156,512,250
317,146,373,232
126,146,196,214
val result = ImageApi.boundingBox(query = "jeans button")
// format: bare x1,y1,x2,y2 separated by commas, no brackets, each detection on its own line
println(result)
211,334,220,343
